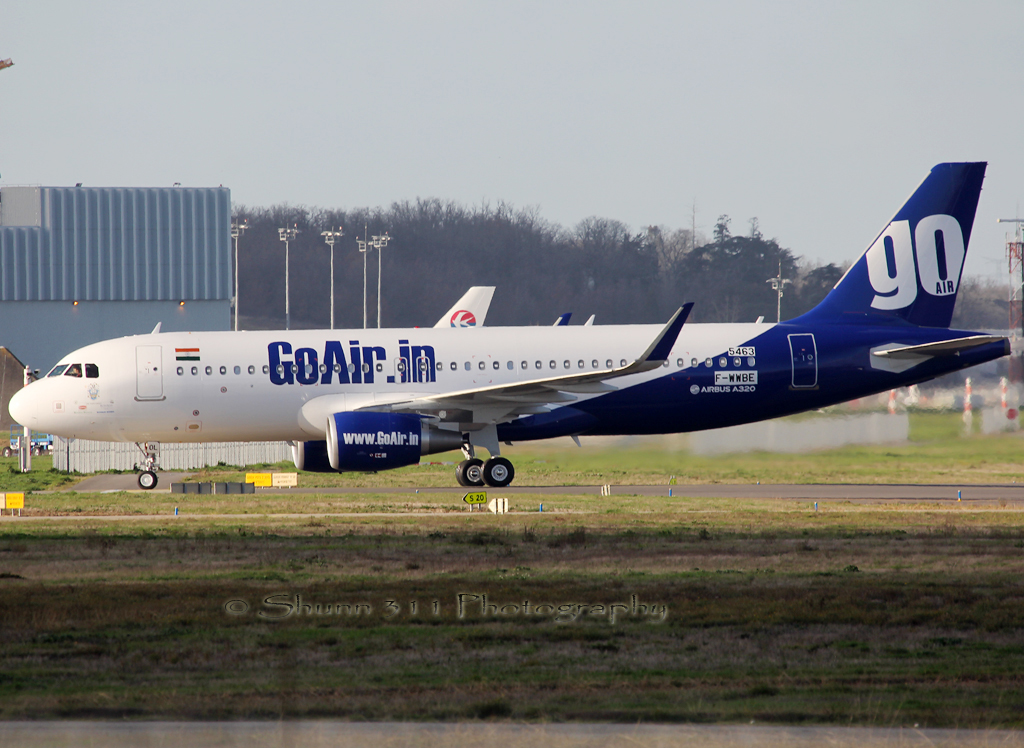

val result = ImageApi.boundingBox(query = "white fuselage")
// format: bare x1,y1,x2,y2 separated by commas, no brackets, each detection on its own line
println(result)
10,323,771,443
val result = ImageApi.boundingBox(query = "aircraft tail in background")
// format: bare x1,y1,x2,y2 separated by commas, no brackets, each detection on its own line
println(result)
795,162,986,328
434,286,496,328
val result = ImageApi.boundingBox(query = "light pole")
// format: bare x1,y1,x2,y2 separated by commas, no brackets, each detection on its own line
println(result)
356,227,370,329
278,226,299,330
998,218,1024,338
373,232,391,328
230,219,248,331
766,261,791,323
321,227,344,330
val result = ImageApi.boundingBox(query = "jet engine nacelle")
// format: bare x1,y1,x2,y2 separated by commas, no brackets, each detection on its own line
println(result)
309,411,464,473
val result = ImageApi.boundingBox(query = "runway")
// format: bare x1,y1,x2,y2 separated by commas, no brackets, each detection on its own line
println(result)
63,473,1024,504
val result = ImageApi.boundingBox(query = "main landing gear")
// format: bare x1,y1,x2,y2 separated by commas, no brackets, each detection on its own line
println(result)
135,441,160,490
455,441,515,488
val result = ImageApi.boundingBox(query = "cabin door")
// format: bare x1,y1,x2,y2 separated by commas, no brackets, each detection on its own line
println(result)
136,345,164,400
788,334,818,389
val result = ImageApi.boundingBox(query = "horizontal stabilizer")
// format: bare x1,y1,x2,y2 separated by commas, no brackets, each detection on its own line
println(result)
871,335,1008,359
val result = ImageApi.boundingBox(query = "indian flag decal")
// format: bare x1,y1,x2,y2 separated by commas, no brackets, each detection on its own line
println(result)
175,347,200,361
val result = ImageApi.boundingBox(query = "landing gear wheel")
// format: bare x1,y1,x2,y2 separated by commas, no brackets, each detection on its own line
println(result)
455,458,484,487
2,447,11,458
482,457,515,488
138,471,158,490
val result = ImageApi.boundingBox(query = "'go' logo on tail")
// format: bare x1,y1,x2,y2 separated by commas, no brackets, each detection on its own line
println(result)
866,214,965,310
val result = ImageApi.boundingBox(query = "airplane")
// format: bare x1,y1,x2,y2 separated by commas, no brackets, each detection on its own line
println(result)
9,163,1009,491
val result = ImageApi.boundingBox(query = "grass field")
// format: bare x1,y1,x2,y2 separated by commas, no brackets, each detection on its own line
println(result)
1,414,1023,726
6,412,1023,496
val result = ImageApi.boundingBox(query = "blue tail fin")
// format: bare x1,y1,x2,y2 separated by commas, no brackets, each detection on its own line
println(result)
796,162,986,328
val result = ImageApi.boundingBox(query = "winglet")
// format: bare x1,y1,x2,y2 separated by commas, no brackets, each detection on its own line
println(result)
553,313,572,326
151,322,162,334
642,303,693,363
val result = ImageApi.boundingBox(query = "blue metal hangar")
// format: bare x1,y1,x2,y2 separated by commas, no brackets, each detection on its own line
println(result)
0,185,232,371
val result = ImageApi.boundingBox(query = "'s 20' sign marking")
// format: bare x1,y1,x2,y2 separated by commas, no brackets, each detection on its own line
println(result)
865,214,964,310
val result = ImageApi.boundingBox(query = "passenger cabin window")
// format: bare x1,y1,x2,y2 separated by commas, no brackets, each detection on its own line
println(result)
176,367,184,376
205,366,213,375
262,365,269,374
64,364,83,378
48,365,68,377
450,362,457,371
248,365,256,374
234,366,242,375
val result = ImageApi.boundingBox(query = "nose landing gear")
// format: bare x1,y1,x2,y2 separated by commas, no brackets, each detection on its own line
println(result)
135,442,160,490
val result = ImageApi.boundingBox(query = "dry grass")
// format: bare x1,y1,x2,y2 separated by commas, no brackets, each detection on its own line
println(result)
2,498,1024,725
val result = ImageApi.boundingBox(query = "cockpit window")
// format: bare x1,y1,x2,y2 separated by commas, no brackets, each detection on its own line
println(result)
47,365,68,377
64,364,83,378
85,364,99,378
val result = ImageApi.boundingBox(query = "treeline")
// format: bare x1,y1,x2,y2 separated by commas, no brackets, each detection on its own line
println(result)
232,199,1008,330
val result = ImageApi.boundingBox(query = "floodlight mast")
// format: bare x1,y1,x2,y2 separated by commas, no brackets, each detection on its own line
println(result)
321,228,344,330
765,261,792,323
230,219,248,331
356,227,370,329
373,232,391,328
998,218,1024,338
278,226,299,330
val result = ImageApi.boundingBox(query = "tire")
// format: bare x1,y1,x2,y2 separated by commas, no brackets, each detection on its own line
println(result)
138,471,158,490
482,457,515,488
31,447,41,456
455,458,484,487
1,447,10,458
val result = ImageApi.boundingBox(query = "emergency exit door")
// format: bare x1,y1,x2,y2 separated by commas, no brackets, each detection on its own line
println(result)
788,333,817,389
136,345,164,400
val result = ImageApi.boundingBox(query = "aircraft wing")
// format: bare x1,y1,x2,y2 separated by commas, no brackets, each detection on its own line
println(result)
369,304,692,421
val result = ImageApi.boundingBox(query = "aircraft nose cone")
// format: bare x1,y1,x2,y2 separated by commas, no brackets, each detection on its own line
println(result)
8,385,37,427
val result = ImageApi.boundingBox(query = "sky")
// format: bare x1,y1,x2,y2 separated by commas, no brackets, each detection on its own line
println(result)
2,1,1023,278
